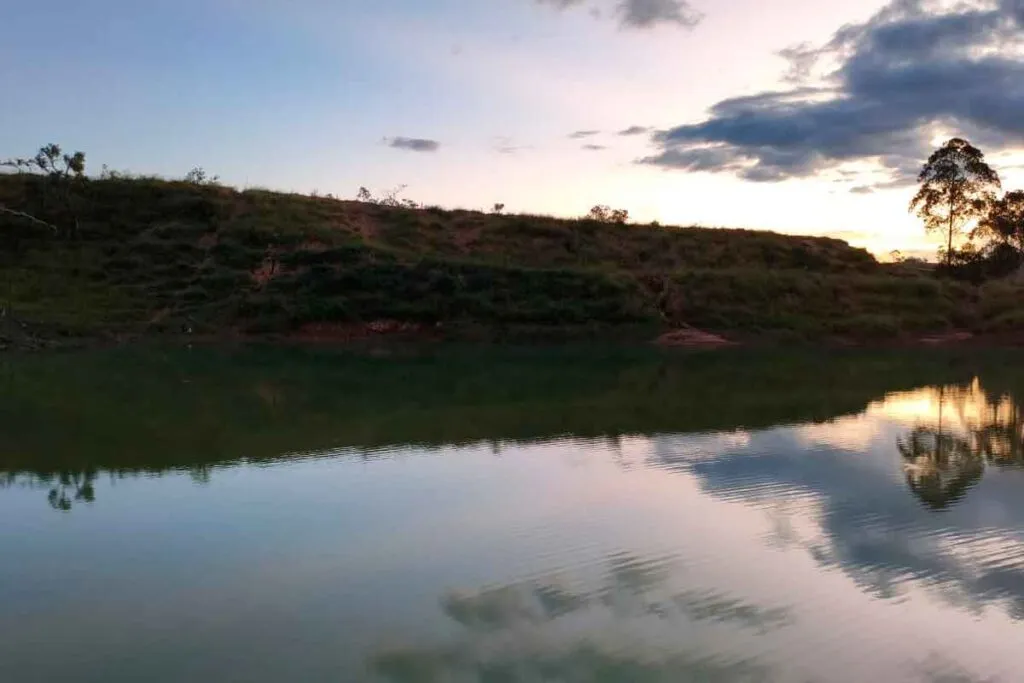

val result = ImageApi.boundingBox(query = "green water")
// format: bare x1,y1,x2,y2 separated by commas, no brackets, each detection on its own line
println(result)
2,346,1024,682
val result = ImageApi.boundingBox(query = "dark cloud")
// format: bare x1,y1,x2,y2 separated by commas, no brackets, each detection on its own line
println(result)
386,137,440,153
535,0,703,30
618,125,651,136
568,129,600,139
582,144,607,150
616,0,701,28
641,0,1024,190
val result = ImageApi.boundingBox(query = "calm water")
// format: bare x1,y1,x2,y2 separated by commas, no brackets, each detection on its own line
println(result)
2,347,1024,682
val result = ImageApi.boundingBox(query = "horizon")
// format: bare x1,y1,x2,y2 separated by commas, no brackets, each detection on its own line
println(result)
4,0,1024,259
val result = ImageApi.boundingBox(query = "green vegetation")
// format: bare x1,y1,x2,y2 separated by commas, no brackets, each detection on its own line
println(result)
2,139,1024,345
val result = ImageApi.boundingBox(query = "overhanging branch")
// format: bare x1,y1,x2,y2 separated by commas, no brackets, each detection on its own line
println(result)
0,204,59,234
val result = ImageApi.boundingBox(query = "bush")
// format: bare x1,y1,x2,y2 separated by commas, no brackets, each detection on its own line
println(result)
832,313,902,338
984,310,1024,332
939,243,1023,283
585,205,629,223
183,167,220,185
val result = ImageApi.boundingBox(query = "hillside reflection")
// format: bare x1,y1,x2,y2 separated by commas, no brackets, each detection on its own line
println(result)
4,349,1024,515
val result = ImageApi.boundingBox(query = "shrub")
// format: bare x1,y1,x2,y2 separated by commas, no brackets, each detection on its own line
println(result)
585,205,629,223
184,167,220,185
832,313,902,338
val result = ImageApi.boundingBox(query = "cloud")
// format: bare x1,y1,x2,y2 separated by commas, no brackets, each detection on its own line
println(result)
535,0,703,30
582,144,607,150
493,136,531,154
386,137,440,153
616,0,702,28
536,0,584,8
640,0,1024,190
618,125,651,136
568,129,600,139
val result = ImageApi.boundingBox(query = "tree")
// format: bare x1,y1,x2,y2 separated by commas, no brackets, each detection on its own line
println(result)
1,143,86,239
586,205,629,223
977,190,1024,255
910,138,1001,267
184,166,219,185
2,143,85,179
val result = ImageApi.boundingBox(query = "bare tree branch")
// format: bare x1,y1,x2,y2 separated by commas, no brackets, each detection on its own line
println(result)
0,204,59,234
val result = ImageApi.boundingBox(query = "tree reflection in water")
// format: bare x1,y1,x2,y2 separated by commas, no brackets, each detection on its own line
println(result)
898,382,1024,510
1,469,98,511
0,465,212,511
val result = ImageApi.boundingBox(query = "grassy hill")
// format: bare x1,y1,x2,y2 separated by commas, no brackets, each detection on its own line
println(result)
1,173,1022,344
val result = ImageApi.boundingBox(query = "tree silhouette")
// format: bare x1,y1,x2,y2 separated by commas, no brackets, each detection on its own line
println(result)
1,143,88,239
977,190,1024,258
586,205,629,223
2,143,86,180
910,138,1001,267
183,166,219,185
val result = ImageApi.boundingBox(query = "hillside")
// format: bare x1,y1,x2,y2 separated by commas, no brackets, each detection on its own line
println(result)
1,173,1022,345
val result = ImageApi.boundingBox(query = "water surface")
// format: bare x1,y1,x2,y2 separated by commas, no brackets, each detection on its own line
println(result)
2,347,1024,682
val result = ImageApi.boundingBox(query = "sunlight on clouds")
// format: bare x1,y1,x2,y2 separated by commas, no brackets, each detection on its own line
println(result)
793,416,880,453
210,0,1018,259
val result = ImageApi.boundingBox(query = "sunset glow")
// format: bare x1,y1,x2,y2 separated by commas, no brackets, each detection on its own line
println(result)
2,0,1023,258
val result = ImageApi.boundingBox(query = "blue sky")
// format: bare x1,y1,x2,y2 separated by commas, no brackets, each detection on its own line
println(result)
3,0,1024,256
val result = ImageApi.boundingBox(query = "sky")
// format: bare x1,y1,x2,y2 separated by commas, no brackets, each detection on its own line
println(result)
2,0,1024,258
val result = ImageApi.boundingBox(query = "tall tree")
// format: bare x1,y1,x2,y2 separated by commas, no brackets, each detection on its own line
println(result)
910,138,1001,267
977,190,1024,255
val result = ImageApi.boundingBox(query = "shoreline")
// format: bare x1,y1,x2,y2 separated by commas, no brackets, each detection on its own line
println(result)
6,318,1024,354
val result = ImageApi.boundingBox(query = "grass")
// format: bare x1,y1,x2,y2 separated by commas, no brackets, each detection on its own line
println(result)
2,173,1023,341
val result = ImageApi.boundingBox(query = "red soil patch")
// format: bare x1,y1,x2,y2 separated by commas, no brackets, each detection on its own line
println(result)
919,330,974,345
654,327,736,348
291,320,428,342
251,258,280,287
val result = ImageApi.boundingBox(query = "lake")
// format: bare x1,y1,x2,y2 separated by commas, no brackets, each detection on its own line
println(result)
2,346,1023,682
